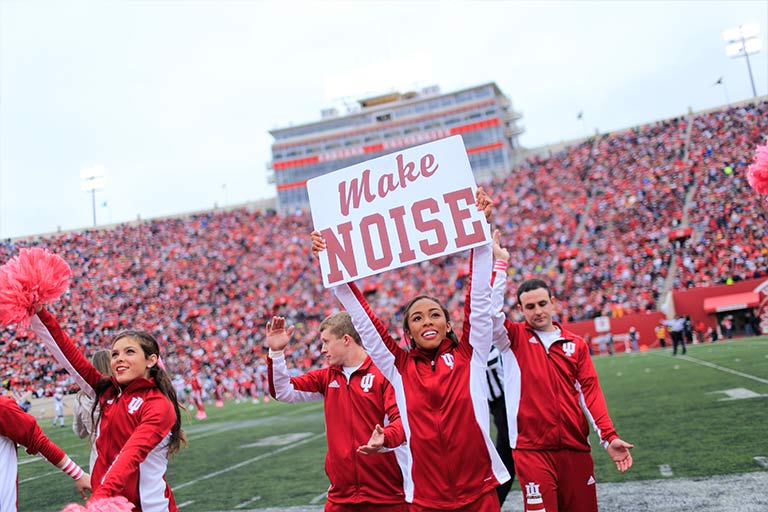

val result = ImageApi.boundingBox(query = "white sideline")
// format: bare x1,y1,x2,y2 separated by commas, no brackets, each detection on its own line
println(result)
19,470,59,484
676,354,768,385
174,433,325,490
234,496,262,509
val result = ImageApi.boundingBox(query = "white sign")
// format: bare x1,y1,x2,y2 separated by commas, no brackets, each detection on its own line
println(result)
594,316,611,333
308,135,491,288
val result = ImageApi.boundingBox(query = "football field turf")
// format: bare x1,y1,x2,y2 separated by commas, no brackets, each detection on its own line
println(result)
18,337,768,511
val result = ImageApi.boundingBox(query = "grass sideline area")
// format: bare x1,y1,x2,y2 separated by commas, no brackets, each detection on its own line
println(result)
17,337,768,511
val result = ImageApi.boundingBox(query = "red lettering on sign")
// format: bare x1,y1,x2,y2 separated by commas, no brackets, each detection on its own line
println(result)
338,152,438,214
443,188,485,247
412,198,447,255
339,169,376,216
389,206,416,263
360,214,393,271
322,223,358,282
420,153,438,177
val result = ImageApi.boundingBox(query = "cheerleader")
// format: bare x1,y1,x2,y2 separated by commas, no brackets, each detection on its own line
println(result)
31,312,186,511
311,188,510,510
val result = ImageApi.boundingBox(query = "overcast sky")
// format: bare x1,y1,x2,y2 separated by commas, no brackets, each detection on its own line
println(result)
1,0,766,239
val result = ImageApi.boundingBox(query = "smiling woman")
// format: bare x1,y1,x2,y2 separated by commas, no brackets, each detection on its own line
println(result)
30,313,186,512
311,188,512,511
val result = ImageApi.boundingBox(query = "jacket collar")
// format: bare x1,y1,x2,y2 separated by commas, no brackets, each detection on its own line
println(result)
329,354,373,375
411,337,454,361
524,320,575,342
109,375,157,396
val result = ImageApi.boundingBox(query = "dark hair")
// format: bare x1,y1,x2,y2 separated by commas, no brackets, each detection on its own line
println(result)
92,330,186,456
401,295,458,349
515,279,552,306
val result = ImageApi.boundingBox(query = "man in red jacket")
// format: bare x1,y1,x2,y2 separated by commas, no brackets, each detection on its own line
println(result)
266,312,407,512
492,252,633,511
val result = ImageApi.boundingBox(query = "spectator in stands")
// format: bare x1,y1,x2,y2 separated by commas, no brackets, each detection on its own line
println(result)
1,395,90,507
266,313,408,511
72,349,112,471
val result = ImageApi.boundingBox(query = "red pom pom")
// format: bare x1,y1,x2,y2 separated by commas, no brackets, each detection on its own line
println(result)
0,248,71,327
746,142,768,195
61,496,134,512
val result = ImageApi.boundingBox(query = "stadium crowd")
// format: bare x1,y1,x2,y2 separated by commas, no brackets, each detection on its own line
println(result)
1,100,766,399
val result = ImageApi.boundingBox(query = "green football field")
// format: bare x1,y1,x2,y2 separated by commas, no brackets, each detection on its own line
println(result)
17,337,768,511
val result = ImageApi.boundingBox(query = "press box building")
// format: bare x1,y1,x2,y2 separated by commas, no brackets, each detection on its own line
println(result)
268,82,523,209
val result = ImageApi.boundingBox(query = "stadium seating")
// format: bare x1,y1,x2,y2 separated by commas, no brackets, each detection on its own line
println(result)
1,100,766,398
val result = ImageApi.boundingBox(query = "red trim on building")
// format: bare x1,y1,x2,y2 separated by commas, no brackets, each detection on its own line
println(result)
273,155,320,171
450,118,500,135
276,180,308,191
466,141,503,154
272,99,497,150
274,118,502,171
363,143,384,153
276,141,503,191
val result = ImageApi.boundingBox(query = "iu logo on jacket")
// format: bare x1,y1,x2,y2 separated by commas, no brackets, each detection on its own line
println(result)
127,397,144,415
440,353,454,370
360,373,375,393
562,342,576,357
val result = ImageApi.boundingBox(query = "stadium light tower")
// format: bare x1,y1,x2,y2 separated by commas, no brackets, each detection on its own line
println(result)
722,23,762,98
80,165,106,227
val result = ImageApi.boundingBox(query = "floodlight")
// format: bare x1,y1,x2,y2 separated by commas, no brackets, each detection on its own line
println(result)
722,24,761,98
80,165,107,225
722,23,759,42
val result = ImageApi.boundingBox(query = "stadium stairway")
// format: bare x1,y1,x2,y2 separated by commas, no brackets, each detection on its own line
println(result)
657,111,696,310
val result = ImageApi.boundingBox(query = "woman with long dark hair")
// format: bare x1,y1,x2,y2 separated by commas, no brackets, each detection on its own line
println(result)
312,188,510,511
31,313,186,511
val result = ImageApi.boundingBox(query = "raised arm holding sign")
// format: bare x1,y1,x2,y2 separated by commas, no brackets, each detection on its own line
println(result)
310,183,510,510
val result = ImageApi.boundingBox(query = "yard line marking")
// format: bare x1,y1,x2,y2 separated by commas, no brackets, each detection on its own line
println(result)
234,496,262,509
185,404,323,442
652,352,768,385
177,500,195,508
174,433,325,490
18,456,44,466
677,355,768,384
659,464,674,477
19,470,59,484
309,492,328,504
240,432,314,448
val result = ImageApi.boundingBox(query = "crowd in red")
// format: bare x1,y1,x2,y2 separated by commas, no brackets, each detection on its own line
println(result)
1,100,766,398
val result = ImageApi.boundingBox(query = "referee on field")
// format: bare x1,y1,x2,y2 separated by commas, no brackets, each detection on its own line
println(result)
486,345,516,505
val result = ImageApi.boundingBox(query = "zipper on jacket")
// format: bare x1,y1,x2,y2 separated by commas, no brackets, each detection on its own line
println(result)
431,359,436,372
